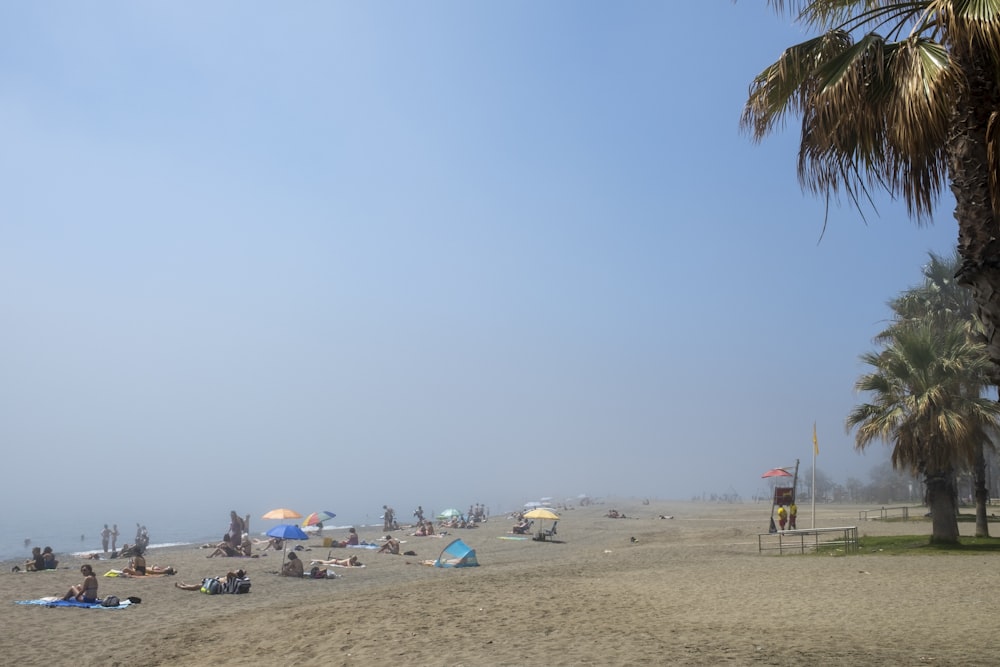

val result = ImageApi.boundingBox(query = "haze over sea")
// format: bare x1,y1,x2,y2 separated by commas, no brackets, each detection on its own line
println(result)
0,500,549,563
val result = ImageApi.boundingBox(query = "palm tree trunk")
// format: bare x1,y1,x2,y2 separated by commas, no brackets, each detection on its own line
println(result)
975,444,990,537
950,43,1000,381
926,471,961,544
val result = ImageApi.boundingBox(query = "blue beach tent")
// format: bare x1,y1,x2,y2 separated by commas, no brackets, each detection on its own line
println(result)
434,538,479,568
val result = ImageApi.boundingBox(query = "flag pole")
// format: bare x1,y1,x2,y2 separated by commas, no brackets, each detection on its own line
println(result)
812,422,819,528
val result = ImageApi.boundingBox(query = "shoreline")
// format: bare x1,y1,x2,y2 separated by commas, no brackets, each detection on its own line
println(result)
5,501,999,666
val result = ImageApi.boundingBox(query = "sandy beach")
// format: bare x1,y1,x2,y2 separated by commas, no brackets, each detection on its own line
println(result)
3,500,999,666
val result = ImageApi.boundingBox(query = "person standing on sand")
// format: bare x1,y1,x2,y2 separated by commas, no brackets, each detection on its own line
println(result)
101,524,111,554
776,505,788,531
229,511,243,550
788,503,797,530
383,505,395,532
111,524,119,553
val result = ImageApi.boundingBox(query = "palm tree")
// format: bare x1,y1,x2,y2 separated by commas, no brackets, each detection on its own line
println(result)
881,251,996,536
847,321,1000,543
742,2,1000,386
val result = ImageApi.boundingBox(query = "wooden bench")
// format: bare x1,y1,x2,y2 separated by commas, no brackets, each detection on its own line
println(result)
758,526,859,555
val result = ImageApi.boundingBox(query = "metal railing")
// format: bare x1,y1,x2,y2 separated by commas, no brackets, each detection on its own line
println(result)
758,526,859,555
858,506,910,521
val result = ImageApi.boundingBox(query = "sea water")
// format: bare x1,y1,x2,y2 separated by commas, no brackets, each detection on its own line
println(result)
0,517,366,564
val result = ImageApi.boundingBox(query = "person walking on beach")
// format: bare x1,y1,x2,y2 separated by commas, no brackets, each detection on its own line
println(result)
382,505,395,532
101,524,111,554
788,503,797,530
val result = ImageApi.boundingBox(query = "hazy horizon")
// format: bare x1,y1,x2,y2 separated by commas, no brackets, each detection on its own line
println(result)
2,3,958,543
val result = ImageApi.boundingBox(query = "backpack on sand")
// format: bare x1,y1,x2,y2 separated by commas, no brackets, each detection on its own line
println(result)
200,577,223,595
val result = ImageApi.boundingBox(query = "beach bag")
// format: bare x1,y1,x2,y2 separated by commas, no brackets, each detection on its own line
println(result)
222,575,251,593
200,577,223,595
101,595,121,607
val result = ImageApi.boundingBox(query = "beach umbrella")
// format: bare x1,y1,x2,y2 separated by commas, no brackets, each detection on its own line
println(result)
524,508,560,539
523,501,542,509
266,523,309,540
265,524,309,569
437,508,462,520
262,508,302,520
761,468,793,478
302,511,336,527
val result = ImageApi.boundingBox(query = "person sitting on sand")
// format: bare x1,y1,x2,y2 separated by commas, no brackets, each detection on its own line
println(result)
329,527,359,548
118,543,144,559
281,552,304,577
62,564,99,603
206,535,239,558
377,535,400,555
25,546,45,572
511,519,533,535
253,536,284,551
42,546,58,569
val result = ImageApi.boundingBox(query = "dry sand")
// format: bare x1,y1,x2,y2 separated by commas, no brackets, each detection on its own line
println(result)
3,500,1000,666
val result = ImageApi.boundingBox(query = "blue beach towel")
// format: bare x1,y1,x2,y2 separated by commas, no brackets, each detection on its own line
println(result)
15,598,132,609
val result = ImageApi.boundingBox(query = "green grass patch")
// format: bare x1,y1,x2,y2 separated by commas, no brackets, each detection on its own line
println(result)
857,534,1000,554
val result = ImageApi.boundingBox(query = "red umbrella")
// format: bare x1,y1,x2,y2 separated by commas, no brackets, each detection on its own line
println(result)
761,468,793,478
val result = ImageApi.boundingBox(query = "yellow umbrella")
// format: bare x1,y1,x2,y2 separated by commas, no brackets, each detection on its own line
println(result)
523,508,560,541
262,508,302,520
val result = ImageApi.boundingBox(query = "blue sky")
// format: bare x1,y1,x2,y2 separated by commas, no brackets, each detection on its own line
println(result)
0,2,959,533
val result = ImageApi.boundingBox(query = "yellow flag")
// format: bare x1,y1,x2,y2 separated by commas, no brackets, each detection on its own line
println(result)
813,422,819,456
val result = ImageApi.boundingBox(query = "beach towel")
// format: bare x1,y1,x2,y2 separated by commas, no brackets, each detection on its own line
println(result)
16,597,132,609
